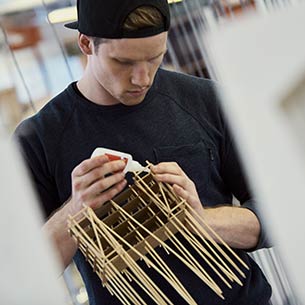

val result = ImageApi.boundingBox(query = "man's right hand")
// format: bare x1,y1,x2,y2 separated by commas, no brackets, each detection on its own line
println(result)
43,155,127,270
68,155,127,216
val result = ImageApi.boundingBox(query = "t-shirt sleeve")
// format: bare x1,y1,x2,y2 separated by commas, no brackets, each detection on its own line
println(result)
13,119,60,219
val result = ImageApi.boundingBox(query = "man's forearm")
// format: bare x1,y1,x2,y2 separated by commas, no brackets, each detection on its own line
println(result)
202,206,260,250
42,201,78,270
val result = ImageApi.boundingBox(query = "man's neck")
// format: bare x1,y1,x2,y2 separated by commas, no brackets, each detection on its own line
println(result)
77,72,119,106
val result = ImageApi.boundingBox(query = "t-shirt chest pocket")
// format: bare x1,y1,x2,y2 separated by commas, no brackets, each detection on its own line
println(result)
153,140,211,195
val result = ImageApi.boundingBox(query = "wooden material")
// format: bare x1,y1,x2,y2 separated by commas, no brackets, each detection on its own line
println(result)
68,163,248,305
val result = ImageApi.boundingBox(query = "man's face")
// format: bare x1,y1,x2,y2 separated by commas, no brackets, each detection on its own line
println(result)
89,32,168,106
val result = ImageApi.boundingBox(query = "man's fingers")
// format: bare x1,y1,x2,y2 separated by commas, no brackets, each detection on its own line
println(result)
73,155,110,176
90,179,127,209
87,172,126,195
154,173,187,187
73,159,126,189
151,162,184,176
173,184,202,210
172,184,187,198
83,160,126,185
99,159,127,176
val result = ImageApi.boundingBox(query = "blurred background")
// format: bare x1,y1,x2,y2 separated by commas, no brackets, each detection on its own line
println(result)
0,0,261,132
0,0,302,304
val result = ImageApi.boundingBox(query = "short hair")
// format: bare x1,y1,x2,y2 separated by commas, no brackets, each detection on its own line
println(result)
92,5,164,52
123,5,164,31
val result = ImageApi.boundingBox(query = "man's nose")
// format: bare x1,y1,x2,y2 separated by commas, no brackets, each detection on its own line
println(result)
131,62,150,88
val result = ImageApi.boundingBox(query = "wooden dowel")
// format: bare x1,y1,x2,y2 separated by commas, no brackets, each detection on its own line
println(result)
145,244,198,305
129,220,196,304
133,172,169,210
92,211,171,304
69,216,105,258
158,181,171,215
151,208,225,294
93,218,148,305
107,264,141,305
185,209,247,275
68,169,250,304
163,228,226,293
110,201,226,299
129,187,172,255
184,217,243,285
169,212,239,282
87,209,105,256
134,180,167,212
185,203,249,270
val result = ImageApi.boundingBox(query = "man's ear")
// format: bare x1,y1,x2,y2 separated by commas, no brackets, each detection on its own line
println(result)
78,34,93,55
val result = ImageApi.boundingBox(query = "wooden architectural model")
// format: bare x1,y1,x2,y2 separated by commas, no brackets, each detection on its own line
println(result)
68,162,248,305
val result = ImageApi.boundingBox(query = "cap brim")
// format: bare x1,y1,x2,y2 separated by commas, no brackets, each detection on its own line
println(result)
64,21,78,29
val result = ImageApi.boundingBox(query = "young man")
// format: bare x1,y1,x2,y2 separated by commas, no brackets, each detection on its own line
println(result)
14,0,272,304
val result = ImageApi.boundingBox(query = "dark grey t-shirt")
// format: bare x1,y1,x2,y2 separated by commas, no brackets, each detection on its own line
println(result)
15,69,272,305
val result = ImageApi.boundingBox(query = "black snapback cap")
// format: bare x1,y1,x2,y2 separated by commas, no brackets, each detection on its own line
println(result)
65,0,170,39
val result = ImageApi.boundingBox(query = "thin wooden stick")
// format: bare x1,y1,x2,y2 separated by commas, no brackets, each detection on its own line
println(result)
100,213,192,304
107,263,141,305
90,208,173,305
141,184,236,288
140,173,243,286
185,209,247,275
133,171,170,210
101,204,198,304
69,217,106,260
164,225,226,292
110,201,226,298
87,209,105,256
184,201,249,270
144,244,198,305
129,186,173,256
158,181,171,215
184,216,243,285
68,168,250,304
134,180,168,212
90,212,150,305
169,211,242,283
129,218,199,304
150,207,226,293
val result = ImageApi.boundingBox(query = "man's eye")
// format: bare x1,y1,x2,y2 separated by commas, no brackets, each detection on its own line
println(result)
117,60,132,65
149,55,162,63
149,58,158,63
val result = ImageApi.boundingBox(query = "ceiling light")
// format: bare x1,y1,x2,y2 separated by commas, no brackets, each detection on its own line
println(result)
168,0,183,3
47,6,77,24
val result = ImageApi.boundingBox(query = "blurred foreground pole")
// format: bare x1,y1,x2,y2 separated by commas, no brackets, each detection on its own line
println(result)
0,121,69,305
204,2,305,303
